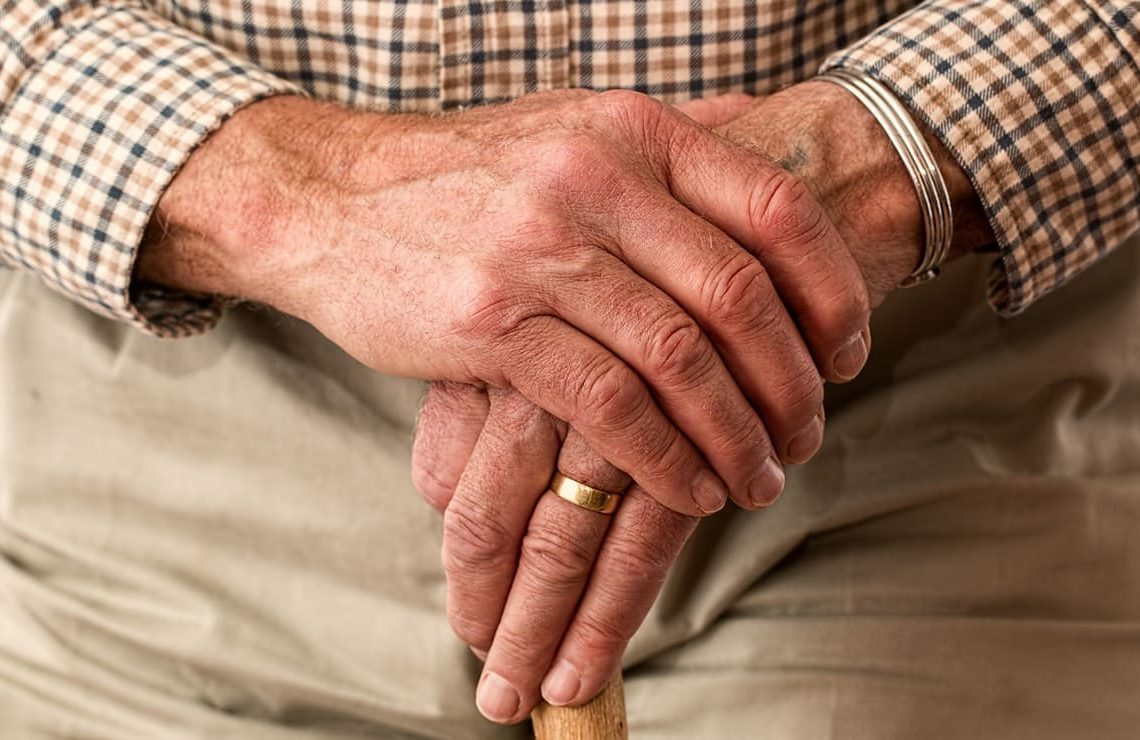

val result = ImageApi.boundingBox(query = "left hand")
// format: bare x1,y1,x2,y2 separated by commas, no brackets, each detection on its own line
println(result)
413,82,994,723
416,384,694,724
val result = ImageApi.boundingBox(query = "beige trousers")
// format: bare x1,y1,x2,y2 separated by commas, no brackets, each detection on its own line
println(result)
2,241,1139,739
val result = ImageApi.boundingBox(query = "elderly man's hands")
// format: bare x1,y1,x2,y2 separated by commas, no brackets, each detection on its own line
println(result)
416,385,689,722
139,88,871,518
414,81,995,723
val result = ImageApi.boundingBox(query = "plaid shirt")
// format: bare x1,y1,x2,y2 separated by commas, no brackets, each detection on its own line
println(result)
1,0,1138,336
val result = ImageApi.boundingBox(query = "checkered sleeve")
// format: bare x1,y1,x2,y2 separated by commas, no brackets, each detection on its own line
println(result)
1,1,300,336
823,1,1140,316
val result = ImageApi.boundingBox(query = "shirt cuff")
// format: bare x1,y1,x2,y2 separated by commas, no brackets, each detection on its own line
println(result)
821,1,1140,316
0,4,301,337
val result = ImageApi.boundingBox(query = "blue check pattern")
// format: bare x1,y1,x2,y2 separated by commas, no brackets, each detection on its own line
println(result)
2,0,1138,335
825,1,1140,317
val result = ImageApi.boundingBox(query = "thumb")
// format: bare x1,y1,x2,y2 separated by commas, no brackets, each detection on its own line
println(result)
674,93,757,128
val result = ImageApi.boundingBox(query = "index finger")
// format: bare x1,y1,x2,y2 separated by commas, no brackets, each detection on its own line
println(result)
411,382,490,512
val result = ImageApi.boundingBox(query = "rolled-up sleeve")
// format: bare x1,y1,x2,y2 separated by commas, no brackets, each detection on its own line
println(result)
1,1,299,336
823,1,1140,316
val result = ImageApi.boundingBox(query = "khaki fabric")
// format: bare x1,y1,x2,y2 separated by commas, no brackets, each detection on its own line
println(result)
1,239,1140,738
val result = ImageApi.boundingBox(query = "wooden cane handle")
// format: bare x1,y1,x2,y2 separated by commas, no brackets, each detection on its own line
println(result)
532,671,627,740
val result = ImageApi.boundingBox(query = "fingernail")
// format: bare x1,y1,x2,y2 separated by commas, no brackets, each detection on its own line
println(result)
476,671,520,722
786,412,824,464
692,469,728,514
748,457,785,507
542,659,582,706
470,646,488,661
833,331,869,381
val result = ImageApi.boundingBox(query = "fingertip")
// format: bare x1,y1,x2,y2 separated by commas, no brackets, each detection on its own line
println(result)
476,671,523,724
691,468,729,514
784,411,824,465
563,655,623,709
747,456,786,507
831,329,870,381
540,658,582,706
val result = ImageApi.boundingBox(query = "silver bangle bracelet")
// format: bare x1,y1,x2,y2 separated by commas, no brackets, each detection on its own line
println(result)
816,68,953,287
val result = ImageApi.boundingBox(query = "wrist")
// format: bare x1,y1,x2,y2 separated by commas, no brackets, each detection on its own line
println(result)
135,95,372,318
721,80,993,306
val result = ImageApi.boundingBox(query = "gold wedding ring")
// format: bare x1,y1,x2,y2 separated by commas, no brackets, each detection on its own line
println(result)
549,472,622,515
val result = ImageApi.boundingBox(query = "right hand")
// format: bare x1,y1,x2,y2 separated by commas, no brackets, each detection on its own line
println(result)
139,89,870,515
412,81,988,723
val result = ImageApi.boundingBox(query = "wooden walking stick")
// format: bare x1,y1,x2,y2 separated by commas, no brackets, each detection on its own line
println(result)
532,671,627,740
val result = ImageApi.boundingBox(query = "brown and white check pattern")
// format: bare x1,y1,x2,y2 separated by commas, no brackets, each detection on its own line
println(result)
2,0,1138,335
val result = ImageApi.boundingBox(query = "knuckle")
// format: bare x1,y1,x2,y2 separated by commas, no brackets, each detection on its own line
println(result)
718,415,771,461
572,357,644,430
456,276,521,341
427,378,475,401
702,254,778,327
441,504,516,576
771,370,825,424
596,89,661,124
455,272,546,348
725,269,786,343
660,117,706,173
488,624,543,668
573,606,633,651
546,241,617,288
602,537,673,587
495,391,557,441
749,171,829,246
637,428,691,488
594,90,675,162
518,523,595,591
643,317,713,386
537,133,608,188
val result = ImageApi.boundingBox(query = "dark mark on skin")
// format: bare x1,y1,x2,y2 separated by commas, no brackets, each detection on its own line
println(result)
777,144,810,174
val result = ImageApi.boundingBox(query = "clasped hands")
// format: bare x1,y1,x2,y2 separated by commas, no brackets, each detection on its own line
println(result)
140,82,930,725
406,89,921,723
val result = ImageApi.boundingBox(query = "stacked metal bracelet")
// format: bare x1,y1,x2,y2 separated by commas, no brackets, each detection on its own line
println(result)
817,68,954,287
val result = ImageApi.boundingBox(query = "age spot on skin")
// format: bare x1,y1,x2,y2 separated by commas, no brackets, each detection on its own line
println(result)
777,144,810,174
